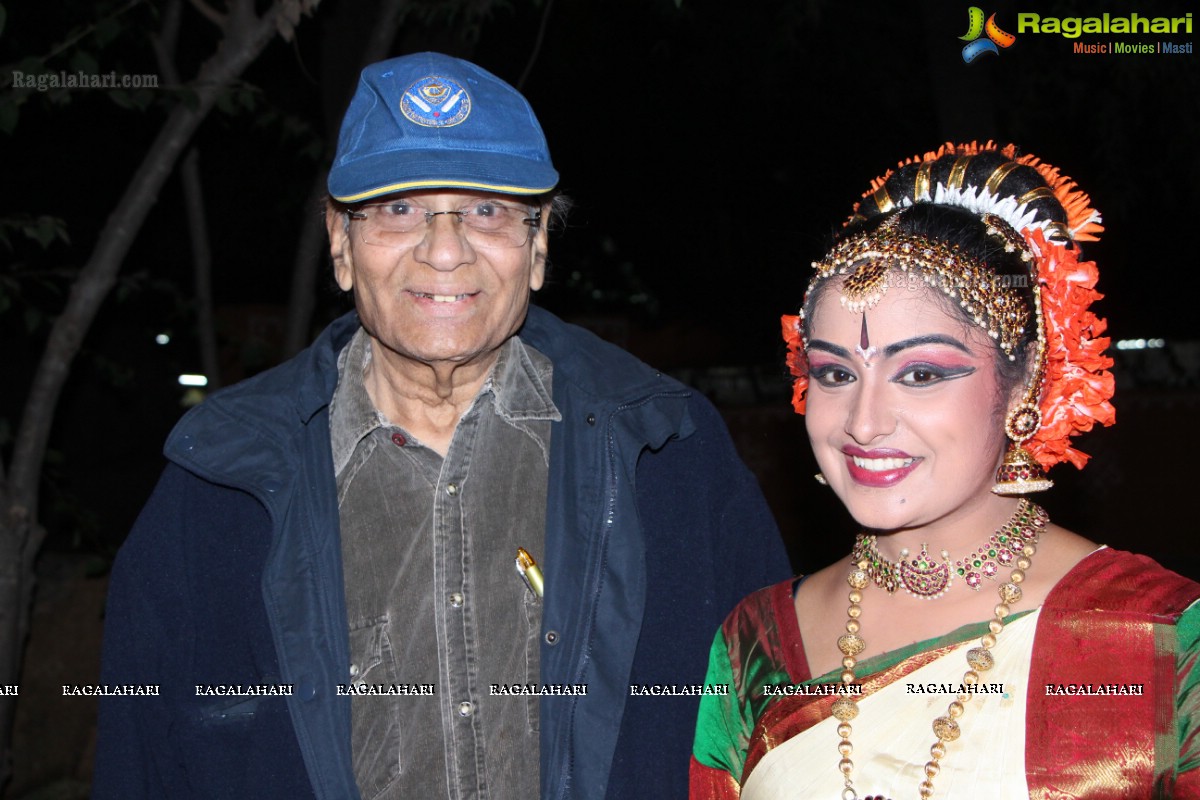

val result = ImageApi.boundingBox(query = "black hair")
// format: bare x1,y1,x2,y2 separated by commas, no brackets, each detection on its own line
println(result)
802,148,1070,398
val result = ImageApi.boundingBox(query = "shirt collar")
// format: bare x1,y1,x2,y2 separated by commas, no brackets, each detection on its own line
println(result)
329,327,560,476
329,327,387,477
488,333,560,424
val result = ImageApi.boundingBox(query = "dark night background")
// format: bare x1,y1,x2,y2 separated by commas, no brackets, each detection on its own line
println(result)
1,0,1197,794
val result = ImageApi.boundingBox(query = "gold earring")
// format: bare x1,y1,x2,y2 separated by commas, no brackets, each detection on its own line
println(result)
993,403,1053,494
815,473,828,485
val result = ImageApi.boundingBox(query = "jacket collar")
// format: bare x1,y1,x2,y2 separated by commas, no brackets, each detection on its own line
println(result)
165,306,693,491
520,305,696,449
163,313,357,494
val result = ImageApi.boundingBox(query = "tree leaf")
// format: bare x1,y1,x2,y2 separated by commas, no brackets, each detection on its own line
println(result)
178,87,200,111
69,49,99,75
36,215,69,247
109,89,135,109
131,88,156,110
93,17,121,47
237,86,257,111
16,55,43,75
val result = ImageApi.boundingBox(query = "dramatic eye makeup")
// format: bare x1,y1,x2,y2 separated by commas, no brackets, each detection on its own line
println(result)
891,362,977,387
807,334,979,389
808,361,857,387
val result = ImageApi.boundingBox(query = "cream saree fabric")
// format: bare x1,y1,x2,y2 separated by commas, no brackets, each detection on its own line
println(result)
741,611,1040,800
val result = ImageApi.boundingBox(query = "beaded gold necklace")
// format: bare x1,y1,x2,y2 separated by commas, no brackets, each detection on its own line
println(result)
832,502,1046,799
850,500,1046,599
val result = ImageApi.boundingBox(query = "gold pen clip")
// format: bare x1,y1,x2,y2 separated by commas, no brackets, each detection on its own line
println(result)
515,547,544,599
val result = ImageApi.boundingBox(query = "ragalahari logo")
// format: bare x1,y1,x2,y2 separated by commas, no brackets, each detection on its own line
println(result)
960,7,1017,62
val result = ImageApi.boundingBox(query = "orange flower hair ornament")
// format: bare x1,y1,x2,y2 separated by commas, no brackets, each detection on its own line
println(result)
783,142,1115,480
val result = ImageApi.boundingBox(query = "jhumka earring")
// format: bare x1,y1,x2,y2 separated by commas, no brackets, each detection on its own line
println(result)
993,403,1053,494
984,214,1054,495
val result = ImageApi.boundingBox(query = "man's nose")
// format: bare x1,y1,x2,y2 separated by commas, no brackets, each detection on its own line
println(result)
414,212,475,270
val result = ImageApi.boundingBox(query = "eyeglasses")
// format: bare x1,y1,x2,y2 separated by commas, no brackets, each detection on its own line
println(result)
347,198,541,248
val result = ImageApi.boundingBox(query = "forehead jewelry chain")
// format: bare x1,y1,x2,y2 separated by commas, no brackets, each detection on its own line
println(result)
833,503,1045,799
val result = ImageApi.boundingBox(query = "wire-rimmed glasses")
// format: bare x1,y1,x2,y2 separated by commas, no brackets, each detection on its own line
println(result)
347,197,541,248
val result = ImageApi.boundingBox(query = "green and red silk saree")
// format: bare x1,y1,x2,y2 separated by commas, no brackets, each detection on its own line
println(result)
691,548,1200,799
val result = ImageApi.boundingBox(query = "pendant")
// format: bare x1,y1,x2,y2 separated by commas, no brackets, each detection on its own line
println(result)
896,543,952,599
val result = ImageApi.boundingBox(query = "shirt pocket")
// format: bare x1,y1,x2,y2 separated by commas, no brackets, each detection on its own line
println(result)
524,591,542,734
348,615,402,798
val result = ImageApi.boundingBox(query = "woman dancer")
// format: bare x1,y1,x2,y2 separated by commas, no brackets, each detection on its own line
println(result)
690,142,1200,798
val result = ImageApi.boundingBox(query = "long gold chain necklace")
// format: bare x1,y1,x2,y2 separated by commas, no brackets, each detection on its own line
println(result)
832,502,1046,799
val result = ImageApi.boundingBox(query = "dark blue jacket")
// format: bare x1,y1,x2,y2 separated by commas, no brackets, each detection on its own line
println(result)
93,307,790,799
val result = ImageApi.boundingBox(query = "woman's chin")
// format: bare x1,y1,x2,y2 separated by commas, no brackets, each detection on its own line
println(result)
828,486,924,533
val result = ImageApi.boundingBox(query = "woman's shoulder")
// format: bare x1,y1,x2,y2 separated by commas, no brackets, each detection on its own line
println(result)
719,577,799,635
1049,544,1200,619
712,577,806,675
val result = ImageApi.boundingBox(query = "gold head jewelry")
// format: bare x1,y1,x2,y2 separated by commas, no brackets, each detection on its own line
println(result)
801,216,1033,362
786,143,1115,487
800,210,1055,494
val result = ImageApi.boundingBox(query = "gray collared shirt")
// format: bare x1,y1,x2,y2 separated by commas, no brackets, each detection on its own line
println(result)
330,328,560,800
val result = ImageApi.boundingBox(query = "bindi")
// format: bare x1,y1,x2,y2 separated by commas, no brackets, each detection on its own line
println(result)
854,315,878,366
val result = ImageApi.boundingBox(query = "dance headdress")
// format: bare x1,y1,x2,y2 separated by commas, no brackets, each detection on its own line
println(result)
782,142,1115,489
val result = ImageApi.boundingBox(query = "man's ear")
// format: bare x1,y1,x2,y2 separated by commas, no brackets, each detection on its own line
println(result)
326,203,354,292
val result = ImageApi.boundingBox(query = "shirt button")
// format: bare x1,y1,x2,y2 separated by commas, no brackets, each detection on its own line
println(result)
545,630,560,645
458,701,474,717
586,413,596,426
391,432,406,447
449,592,464,608
349,663,360,677
446,483,459,496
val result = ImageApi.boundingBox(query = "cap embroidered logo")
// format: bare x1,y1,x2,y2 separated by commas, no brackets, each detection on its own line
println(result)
400,75,472,128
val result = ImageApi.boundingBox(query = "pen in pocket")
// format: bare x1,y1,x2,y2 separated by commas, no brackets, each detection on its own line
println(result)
515,547,544,598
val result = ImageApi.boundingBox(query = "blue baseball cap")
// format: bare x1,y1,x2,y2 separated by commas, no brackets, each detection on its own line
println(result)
328,52,559,203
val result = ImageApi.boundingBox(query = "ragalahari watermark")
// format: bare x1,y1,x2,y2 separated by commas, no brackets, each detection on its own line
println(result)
10,70,160,92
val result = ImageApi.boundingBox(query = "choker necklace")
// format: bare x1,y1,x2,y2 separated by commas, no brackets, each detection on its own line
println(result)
833,501,1047,800
850,499,1047,599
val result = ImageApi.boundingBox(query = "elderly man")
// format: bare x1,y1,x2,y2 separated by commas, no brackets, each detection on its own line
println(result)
94,52,789,799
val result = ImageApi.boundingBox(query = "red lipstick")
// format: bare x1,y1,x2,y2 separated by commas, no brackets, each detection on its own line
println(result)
841,446,922,488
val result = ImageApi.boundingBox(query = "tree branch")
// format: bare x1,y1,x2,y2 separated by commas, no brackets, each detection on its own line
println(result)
283,0,409,355
516,0,556,91
188,0,228,29
154,0,221,387
0,0,148,88
1,3,315,791
7,0,288,517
